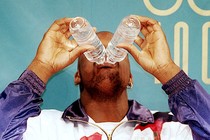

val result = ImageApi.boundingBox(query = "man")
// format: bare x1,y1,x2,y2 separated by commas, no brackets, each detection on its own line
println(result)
0,16,210,140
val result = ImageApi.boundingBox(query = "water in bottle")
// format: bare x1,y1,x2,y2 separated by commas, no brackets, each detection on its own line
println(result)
69,17,106,64
106,15,141,64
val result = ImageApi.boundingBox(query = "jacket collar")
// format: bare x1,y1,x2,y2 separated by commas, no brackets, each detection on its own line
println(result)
62,99,154,123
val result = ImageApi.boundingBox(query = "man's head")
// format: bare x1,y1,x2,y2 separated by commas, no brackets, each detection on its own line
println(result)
74,31,132,102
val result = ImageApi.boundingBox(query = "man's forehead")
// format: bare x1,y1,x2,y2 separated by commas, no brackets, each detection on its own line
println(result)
96,31,113,48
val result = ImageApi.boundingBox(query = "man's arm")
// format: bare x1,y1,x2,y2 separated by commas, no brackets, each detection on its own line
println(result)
120,15,210,139
0,70,45,139
0,17,94,139
163,70,210,139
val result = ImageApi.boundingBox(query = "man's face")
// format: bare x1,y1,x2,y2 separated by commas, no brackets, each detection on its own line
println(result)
75,32,131,101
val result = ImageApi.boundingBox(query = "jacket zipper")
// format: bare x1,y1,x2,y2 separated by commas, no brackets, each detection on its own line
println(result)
66,116,147,140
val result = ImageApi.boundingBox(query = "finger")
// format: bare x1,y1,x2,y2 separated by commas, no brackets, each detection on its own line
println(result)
67,45,95,62
137,16,159,35
117,43,136,54
137,16,158,26
65,31,72,39
147,26,154,33
49,17,72,31
117,43,143,64
152,23,163,32
62,38,78,51
146,22,162,34
60,24,67,29
93,27,97,32
60,25,69,33
134,35,144,49
141,26,150,37
57,33,76,51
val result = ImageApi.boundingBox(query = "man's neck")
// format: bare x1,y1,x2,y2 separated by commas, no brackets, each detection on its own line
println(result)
81,91,129,123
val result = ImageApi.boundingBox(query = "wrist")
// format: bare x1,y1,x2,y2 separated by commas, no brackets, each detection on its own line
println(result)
27,59,54,83
153,61,181,84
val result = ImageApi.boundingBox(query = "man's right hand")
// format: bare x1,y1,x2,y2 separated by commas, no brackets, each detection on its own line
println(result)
28,17,94,83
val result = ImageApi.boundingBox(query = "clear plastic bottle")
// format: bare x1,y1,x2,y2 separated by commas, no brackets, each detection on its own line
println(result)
106,15,141,64
69,17,106,64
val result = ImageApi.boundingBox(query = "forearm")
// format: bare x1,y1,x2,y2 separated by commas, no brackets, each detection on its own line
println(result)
162,70,210,139
0,70,45,140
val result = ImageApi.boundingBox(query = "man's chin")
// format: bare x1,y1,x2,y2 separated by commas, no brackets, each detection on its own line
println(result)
90,90,121,102
85,71,125,101
97,79,114,87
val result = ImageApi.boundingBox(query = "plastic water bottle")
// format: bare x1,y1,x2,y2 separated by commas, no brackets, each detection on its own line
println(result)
69,17,106,64
106,15,141,64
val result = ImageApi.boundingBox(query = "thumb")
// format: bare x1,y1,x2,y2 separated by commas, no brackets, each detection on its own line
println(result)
60,36,78,51
65,40,78,51
117,43,142,62
67,45,95,63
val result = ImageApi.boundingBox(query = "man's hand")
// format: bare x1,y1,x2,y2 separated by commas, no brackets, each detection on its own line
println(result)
118,16,180,84
28,17,94,83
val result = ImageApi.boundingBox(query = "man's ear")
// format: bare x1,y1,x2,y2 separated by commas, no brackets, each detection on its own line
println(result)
127,73,133,89
74,71,81,85
130,73,133,83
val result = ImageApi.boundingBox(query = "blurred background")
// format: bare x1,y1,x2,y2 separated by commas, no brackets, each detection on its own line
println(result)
0,0,209,111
